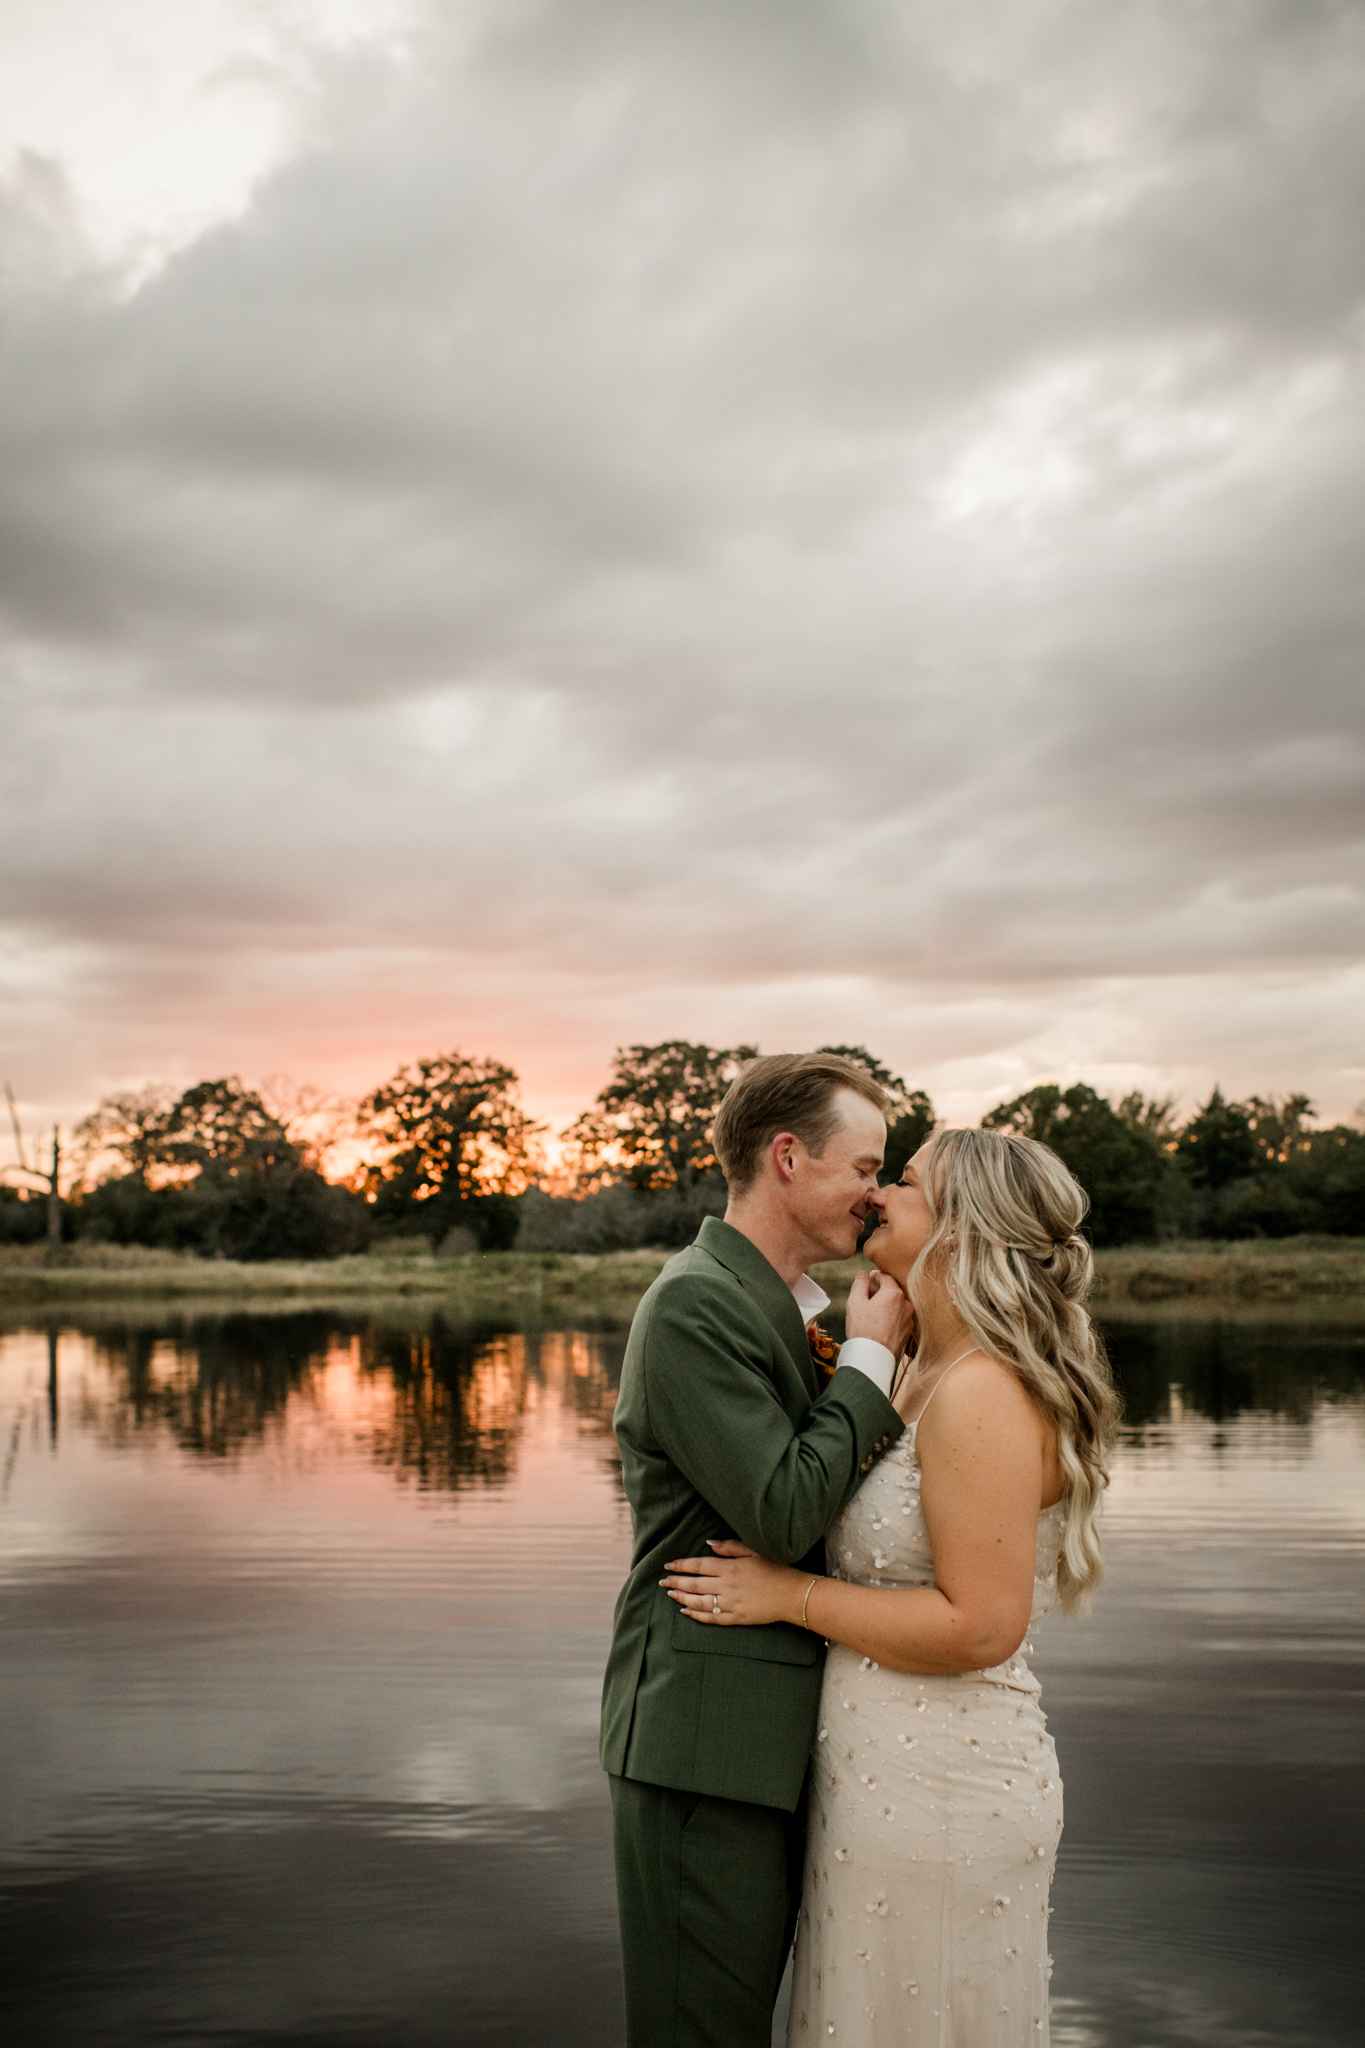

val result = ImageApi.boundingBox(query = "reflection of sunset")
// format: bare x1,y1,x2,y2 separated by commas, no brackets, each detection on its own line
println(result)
0,1314,627,1504
363,1329,532,1489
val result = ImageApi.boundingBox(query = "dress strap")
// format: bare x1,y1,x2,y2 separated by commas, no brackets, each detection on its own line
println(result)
912,1346,980,1424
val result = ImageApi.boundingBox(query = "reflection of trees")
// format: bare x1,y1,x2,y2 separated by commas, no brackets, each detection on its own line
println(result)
823,1308,1365,1435
30,1306,1365,1492
88,1311,336,1458
360,1315,530,1487
536,1327,628,1490
73,1307,627,1491
1100,1317,1365,1429
358,1316,626,1490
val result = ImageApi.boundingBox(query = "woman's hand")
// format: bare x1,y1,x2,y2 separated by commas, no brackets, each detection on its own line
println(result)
845,1268,916,1355
661,1539,810,1628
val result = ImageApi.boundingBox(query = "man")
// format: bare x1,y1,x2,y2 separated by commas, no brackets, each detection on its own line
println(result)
601,1051,916,2047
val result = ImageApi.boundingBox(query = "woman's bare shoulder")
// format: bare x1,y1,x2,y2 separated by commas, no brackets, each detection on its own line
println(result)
919,1353,1039,1432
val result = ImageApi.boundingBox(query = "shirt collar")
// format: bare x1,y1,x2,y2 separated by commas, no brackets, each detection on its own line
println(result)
790,1272,831,1324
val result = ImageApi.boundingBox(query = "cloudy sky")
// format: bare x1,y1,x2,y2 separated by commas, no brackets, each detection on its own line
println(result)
2,0,1363,1150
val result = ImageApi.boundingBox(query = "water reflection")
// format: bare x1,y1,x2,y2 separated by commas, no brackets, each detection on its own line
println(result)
9,1304,1364,1483
0,1308,1362,2048
365,1321,625,1491
1102,1313,1365,1427
5,1308,627,1489
24,1302,1365,1482
85,1311,333,1459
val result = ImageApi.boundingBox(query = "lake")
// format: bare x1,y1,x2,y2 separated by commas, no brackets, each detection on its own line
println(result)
1,1304,1362,2047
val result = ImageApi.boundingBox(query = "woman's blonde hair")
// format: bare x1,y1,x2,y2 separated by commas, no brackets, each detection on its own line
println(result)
907,1127,1120,1613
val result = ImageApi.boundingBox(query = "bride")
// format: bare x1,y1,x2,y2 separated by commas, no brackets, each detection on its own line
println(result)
662,1127,1118,2046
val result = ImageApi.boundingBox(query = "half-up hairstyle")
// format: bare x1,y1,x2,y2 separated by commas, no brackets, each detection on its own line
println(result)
908,1127,1120,1613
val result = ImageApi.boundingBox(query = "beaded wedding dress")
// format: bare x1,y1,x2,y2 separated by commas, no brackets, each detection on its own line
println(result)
788,1371,1066,2047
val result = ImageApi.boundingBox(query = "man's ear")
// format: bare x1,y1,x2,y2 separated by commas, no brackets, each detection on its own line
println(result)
771,1131,801,1184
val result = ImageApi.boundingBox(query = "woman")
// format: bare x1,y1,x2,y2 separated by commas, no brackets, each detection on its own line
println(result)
662,1127,1119,2046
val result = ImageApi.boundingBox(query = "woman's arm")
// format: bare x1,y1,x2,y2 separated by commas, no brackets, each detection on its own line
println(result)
662,1358,1047,1675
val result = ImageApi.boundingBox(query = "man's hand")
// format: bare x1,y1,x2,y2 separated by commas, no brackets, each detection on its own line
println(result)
845,1268,916,1356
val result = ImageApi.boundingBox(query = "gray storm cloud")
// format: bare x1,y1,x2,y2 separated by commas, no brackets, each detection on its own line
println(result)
1,0,1362,1125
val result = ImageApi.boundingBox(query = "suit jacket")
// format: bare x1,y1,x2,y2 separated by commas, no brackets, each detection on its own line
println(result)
599,1215,904,1812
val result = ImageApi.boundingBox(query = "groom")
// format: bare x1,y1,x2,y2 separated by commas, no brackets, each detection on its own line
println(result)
601,1051,915,2047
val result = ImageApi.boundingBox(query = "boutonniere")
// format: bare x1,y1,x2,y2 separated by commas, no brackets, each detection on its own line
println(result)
807,1320,840,1385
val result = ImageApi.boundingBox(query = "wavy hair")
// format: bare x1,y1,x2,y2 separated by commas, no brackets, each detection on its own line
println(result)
907,1127,1120,1613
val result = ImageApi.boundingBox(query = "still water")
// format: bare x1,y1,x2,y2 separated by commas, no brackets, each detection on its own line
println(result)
1,1306,1362,2047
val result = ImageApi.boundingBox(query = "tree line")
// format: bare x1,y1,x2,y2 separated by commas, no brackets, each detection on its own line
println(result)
2,1042,1362,1261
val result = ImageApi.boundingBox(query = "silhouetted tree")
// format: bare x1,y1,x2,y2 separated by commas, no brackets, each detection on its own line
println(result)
0,1184,46,1245
1174,1088,1259,1190
360,1050,542,1249
1245,1093,1316,1167
1288,1125,1365,1235
257,1076,354,1175
74,1086,176,1180
36,1058,1365,1261
562,1041,756,1193
160,1079,299,1174
75,1077,295,1182
1173,1093,1365,1239
75,1077,370,1260
3,1083,67,1248
1116,1091,1181,1144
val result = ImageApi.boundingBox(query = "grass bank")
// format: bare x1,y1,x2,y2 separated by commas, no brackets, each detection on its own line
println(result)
0,1241,673,1314
1089,1236,1365,1305
2,1235,1363,1315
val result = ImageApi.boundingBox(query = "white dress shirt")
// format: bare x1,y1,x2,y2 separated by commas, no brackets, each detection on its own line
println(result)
789,1273,896,1398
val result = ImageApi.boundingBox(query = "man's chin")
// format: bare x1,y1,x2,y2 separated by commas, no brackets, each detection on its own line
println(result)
821,1220,865,1263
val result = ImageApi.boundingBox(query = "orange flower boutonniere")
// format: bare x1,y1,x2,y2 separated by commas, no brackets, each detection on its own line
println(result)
807,1320,840,1385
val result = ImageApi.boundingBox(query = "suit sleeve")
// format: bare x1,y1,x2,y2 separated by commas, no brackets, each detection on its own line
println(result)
641,1275,904,1562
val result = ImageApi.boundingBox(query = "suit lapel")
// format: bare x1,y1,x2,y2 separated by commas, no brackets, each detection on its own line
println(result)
695,1216,819,1399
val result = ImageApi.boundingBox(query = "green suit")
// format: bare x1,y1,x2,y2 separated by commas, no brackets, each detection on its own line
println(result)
601,1215,903,2046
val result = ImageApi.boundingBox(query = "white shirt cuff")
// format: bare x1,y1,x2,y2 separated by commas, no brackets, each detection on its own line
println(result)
834,1337,896,1398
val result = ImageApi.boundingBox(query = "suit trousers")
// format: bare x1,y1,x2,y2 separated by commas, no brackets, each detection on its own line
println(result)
609,1772,806,2048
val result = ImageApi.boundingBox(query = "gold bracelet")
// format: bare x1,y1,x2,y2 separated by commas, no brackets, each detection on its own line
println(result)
801,1576,819,1631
